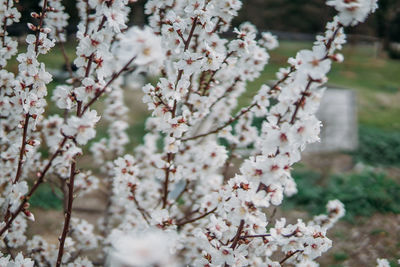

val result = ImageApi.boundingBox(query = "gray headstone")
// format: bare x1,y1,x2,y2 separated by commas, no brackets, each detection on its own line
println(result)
306,89,358,153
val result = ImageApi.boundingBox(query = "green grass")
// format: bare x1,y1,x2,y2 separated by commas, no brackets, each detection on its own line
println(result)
353,126,400,166
333,252,349,262
29,183,63,210
284,169,400,221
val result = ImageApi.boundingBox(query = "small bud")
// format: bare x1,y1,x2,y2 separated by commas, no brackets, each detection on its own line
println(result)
31,12,40,18
27,23,37,31
23,210,35,222
27,139,35,146
332,53,344,62
40,27,51,34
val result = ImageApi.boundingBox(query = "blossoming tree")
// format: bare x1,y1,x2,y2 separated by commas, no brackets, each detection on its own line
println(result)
0,0,382,266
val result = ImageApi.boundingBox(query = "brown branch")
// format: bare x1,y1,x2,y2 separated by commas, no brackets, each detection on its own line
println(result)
202,52,233,94
182,103,257,142
80,55,136,115
83,0,90,36
211,17,223,33
208,76,240,111
184,16,198,50
57,34,74,78
162,153,173,209
133,195,150,224
13,114,30,184
34,0,49,55
289,79,313,124
222,144,237,180
230,219,245,250
269,66,295,94
239,233,271,239
176,207,217,226
279,250,302,265
56,160,77,267
82,15,107,79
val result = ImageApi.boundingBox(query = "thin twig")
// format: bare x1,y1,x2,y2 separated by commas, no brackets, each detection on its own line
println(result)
182,103,257,142
13,114,30,184
279,250,302,265
80,55,136,115
289,79,313,124
56,161,77,267
240,233,271,239
133,195,150,224
57,33,74,78
162,153,173,209
176,207,217,226
230,219,245,250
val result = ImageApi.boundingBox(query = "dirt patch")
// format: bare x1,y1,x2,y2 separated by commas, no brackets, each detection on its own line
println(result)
320,213,400,266
29,189,107,245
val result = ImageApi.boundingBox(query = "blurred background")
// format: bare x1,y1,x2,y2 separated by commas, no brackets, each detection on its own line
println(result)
5,0,400,266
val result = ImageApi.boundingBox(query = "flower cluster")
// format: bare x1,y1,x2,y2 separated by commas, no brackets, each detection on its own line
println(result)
0,0,382,266
1,0,54,252
44,0,70,42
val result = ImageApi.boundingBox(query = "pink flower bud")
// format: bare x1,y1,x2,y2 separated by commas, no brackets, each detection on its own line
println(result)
30,12,39,18
27,23,37,31
23,210,35,222
40,27,51,34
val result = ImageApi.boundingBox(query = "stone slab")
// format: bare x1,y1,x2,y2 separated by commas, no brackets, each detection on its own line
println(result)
306,89,358,153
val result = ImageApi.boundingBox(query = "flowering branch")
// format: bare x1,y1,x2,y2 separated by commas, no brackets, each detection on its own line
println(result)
55,158,77,267
12,0,49,185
